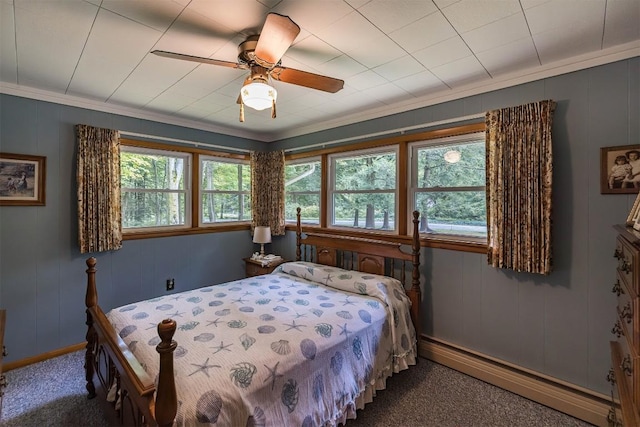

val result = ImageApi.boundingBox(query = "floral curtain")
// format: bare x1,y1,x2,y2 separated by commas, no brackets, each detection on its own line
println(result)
251,150,285,235
76,124,122,254
485,100,556,275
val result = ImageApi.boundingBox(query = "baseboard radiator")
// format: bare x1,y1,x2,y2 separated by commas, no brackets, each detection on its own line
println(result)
419,335,614,427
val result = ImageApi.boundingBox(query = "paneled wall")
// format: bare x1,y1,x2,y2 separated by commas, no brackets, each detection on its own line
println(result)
0,97,263,360
272,57,640,396
0,57,638,398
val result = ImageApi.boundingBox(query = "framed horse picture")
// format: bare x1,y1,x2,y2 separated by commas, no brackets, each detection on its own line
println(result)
0,153,46,206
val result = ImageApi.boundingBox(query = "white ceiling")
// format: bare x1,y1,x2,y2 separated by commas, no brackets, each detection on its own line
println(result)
1,0,639,142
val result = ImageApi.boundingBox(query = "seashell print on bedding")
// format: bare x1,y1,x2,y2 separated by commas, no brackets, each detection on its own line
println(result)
259,314,275,321
314,323,332,338
195,390,223,423
270,339,291,355
230,362,257,388
132,312,148,320
300,339,317,360
247,406,266,427
208,300,223,307
193,333,215,343
240,333,256,350
257,325,276,334
155,304,173,311
179,321,199,331
281,379,299,413
119,325,136,338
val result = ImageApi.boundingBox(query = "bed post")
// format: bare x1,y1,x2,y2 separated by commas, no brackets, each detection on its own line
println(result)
155,319,178,427
84,257,98,399
409,211,422,341
296,207,302,261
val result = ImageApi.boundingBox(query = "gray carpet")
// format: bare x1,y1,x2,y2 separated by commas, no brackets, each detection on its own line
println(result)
1,351,594,427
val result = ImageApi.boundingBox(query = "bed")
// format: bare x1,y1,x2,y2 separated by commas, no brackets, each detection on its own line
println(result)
84,209,422,426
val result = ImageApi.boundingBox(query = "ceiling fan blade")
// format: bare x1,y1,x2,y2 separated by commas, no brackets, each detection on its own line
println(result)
271,66,344,93
152,50,247,70
254,13,300,68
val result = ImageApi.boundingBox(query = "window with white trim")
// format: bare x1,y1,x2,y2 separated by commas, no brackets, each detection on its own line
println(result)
329,147,398,231
285,158,321,224
200,156,251,224
121,146,191,231
409,132,487,239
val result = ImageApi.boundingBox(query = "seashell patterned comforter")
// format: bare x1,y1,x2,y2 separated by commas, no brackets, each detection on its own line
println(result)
106,261,417,426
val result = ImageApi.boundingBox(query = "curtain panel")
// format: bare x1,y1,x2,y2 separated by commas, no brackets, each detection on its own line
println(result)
485,100,556,275
250,150,285,236
76,124,122,254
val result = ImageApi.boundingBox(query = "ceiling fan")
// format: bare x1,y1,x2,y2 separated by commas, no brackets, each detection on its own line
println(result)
152,13,344,122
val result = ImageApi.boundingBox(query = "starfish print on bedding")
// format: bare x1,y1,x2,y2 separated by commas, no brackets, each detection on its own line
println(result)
188,357,221,377
207,318,222,327
338,323,350,337
168,310,185,318
323,274,334,285
284,320,307,332
293,312,307,319
263,361,283,391
232,297,247,304
340,296,355,306
145,323,157,330
212,341,233,354
243,291,253,296
277,297,288,303
287,283,299,288
171,296,182,301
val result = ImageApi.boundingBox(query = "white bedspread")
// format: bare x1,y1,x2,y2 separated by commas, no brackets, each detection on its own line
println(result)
106,262,417,426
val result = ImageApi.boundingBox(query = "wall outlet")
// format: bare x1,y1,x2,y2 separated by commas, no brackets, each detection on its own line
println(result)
166,278,174,291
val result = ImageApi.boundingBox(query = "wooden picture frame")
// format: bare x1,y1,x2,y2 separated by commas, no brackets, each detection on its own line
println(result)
601,144,640,194
0,153,46,206
627,192,640,226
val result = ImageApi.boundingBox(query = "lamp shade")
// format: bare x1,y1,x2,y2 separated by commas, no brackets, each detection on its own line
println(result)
253,226,272,244
241,81,277,111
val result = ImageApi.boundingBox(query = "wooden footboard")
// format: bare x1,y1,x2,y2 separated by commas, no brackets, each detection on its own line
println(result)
84,257,177,427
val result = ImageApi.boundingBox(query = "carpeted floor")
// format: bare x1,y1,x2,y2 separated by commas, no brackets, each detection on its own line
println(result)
1,351,594,427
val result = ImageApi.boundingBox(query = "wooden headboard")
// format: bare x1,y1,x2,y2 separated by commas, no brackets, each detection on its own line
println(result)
294,208,422,338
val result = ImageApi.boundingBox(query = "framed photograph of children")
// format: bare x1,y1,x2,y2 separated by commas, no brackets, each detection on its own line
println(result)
0,153,46,206
601,144,640,194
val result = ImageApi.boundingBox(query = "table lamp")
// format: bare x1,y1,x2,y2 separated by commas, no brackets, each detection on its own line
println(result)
253,226,271,258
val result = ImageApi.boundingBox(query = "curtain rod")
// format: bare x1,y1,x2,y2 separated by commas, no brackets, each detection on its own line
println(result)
284,113,485,153
119,131,252,153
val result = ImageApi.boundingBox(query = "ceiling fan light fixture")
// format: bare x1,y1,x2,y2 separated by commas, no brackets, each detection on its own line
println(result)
241,79,277,111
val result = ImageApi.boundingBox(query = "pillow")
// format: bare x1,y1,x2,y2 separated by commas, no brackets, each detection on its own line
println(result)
276,261,410,307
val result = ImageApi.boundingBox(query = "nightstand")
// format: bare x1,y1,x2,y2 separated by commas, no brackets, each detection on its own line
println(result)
244,257,286,277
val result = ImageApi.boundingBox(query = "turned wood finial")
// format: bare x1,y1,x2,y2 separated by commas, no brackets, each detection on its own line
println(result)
85,257,98,309
155,319,177,427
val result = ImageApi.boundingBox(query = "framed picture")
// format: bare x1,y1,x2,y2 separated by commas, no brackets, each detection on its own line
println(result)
0,153,46,206
601,144,640,194
627,192,640,226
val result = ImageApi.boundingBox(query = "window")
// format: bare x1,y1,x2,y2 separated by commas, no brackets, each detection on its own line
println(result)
121,146,190,231
200,156,251,224
329,147,397,231
409,132,486,239
284,158,321,224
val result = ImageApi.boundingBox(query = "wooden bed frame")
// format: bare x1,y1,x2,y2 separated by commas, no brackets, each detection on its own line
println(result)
84,209,422,426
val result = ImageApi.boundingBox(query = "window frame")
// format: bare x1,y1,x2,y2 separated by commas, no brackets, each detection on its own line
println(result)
120,144,192,233
284,123,486,253
199,155,251,227
328,145,399,233
408,131,487,243
120,139,250,240
284,156,322,225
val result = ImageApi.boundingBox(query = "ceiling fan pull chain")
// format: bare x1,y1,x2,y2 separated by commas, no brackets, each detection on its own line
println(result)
271,99,276,119
240,102,245,123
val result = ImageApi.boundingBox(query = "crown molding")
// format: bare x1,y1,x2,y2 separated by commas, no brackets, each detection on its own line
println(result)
1,41,638,143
